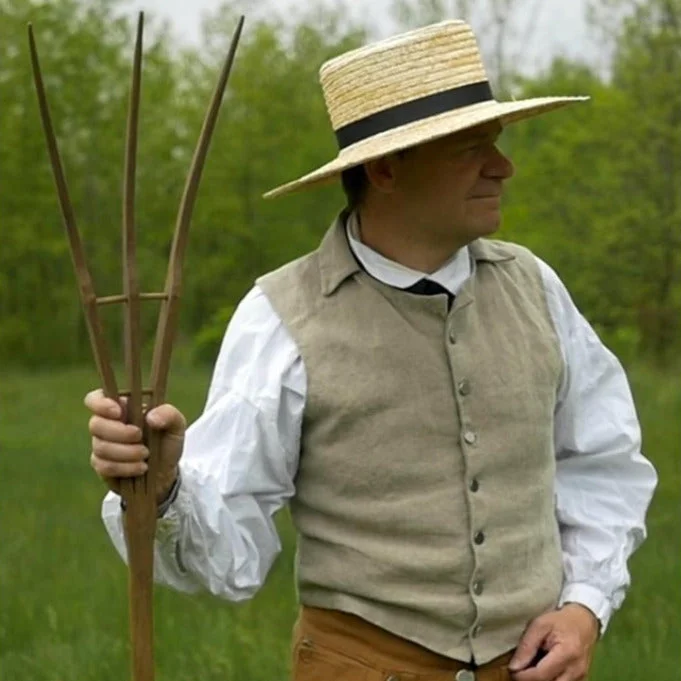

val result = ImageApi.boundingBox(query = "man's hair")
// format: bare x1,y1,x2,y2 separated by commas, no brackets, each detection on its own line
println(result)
341,164,369,211
341,150,410,211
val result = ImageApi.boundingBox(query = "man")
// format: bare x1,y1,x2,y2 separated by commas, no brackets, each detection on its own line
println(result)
86,20,657,681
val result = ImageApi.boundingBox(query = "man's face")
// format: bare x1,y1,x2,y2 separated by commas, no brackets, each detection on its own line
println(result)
389,121,514,243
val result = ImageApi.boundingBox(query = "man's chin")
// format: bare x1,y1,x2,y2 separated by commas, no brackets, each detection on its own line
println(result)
471,216,502,237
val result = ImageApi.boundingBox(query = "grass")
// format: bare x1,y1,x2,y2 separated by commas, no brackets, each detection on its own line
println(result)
0,362,678,680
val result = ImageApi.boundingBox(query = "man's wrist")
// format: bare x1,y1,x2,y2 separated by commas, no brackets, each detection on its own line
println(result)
156,470,181,517
559,583,612,636
118,468,181,517
561,602,601,637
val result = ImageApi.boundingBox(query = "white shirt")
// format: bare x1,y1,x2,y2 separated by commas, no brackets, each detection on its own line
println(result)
103,216,657,633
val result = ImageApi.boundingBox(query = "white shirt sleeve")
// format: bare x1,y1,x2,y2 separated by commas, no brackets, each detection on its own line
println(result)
101,285,306,601
101,255,657,622
536,257,658,632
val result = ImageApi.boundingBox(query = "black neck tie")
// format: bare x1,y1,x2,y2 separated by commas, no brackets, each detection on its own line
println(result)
403,279,454,309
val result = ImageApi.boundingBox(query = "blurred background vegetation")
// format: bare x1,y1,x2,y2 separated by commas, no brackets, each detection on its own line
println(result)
1,0,679,679
1,0,680,369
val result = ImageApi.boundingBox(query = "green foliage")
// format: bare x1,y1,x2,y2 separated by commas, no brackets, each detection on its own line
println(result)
1,0,680,367
500,0,681,364
0,0,366,368
192,303,235,364
0,0,187,366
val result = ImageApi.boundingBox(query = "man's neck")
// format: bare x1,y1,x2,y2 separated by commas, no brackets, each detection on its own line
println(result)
355,207,466,275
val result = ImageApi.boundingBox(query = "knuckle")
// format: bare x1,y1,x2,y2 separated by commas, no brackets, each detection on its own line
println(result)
91,438,105,457
130,444,148,461
568,642,582,659
121,423,141,443
97,459,115,478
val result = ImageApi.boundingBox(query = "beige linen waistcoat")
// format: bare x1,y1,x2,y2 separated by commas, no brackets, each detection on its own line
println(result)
256,216,564,664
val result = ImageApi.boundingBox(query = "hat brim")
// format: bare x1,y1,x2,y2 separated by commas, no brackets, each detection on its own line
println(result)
263,96,589,199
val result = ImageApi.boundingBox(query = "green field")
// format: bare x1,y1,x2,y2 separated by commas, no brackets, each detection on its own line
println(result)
1,364,678,680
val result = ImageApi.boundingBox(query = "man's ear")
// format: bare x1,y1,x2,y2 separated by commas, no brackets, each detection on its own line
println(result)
364,153,403,194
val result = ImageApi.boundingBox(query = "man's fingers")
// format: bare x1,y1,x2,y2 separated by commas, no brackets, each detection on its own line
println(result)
91,451,148,479
84,389,122,418
512,647,576,681
89,414,143,444
91,438,149,463
146,404,186,436
509,619,552,672
84,390,130,424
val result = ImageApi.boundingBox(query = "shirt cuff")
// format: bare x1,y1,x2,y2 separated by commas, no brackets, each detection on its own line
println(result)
118,471,181,518
559,583,613,635
157,471,182,518
155,479,189,575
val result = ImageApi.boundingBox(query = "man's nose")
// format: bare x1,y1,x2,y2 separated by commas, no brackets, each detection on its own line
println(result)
483,145,515,180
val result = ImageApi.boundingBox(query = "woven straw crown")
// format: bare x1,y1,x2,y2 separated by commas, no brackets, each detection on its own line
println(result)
322,21,487,131
264,20,588,199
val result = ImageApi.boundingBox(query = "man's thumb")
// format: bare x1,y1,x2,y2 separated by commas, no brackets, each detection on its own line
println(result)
146,404,186,436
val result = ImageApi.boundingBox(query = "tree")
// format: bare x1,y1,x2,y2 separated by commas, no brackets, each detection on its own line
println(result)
501,0,681,365
0,0,186,366
589,0,681,362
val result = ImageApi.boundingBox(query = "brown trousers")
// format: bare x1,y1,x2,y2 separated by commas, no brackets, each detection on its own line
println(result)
291,606,515,681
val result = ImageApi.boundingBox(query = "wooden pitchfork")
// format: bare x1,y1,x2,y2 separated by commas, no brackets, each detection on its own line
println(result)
28,12,245,681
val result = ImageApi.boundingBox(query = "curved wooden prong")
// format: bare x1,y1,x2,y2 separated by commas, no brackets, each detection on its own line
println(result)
27,23,118,400
119,13,157,681
122,11,144,432
149,15,245,406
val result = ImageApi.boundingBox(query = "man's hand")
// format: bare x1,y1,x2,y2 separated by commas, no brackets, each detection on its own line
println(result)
85,389,186,505
509,604,600,681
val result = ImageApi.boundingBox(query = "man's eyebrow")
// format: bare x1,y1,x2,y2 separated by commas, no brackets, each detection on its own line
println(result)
464,130,502,144
442,128,503,151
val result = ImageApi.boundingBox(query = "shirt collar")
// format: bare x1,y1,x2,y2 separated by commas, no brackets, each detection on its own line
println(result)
345,211,472,297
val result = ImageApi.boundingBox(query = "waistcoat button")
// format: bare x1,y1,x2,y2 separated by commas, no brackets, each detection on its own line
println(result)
458,379,471,396
455,670,476,681
474,531,485,545
472,580,484,595
469,479,480,493
464,431,477,445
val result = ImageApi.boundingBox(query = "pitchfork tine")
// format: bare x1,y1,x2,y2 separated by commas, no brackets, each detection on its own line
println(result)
118,14,159,681
149,15,245,406
27,24,118,400
29,17,246,681
122,12,144,433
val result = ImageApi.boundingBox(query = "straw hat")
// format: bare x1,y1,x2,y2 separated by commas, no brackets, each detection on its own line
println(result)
263,20,587,199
